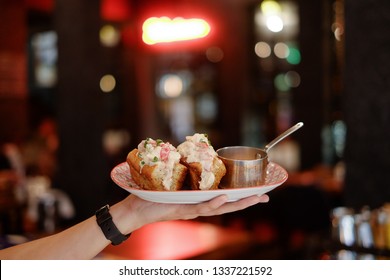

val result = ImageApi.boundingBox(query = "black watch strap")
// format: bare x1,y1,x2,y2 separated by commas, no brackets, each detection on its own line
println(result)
95,205,130,245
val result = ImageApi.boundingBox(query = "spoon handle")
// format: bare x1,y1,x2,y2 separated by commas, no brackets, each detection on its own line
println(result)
264,122,304,153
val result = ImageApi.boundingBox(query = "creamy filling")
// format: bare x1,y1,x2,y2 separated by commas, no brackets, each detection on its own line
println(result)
177,133,217,190
137,138,180,190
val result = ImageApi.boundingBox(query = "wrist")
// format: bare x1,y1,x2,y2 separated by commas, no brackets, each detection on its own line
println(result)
95,205,130,245
109,195,144,235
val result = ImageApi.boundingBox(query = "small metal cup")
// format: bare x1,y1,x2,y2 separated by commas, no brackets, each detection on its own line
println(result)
216,146,268,188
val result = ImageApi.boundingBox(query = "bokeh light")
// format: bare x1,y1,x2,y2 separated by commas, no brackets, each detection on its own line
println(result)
206,46,224,62
274,42,290,59
158,74,184,98
255,41,271,58
286,46,301,65
100,74,116,93
261,0,282,15
274,73,289,91
142,17,210,45
266,15,284,32
99,24,121,47
285,71,301,88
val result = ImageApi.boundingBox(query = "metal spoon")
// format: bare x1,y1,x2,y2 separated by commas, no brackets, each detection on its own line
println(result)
264,122,304,153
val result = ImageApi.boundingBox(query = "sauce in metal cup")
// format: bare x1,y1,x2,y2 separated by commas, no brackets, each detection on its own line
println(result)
216,146,268,188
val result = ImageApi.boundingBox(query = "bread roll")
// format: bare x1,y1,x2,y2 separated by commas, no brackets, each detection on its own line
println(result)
177,133,226,190
127,138,187,191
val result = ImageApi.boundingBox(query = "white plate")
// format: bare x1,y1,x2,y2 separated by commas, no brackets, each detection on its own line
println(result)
111,162,288,204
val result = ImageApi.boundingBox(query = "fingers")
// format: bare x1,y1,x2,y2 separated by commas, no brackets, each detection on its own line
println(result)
194,194,269,217
203,194,229,210
258,194,270,203
176,195,228,219
210,195,262,215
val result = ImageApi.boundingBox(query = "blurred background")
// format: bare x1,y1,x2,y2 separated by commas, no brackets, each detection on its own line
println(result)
1,0,390,259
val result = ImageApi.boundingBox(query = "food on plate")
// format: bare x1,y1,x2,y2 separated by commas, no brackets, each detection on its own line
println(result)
126,138,187,191
177,133,226,190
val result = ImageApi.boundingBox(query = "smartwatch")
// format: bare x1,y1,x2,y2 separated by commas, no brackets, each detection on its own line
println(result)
95,205,130,245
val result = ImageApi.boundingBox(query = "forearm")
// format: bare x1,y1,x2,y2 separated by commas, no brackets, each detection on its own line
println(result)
0,217,108,259
0,195,141,260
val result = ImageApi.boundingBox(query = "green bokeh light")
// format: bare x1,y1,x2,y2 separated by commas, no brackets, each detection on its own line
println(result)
274,73,290,91
286,47,301,65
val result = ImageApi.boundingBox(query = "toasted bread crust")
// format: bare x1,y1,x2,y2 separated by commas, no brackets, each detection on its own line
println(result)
181,157,226,190
127,149,187,191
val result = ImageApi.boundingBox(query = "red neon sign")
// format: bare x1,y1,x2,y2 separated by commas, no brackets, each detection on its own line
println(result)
142,17,211,45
